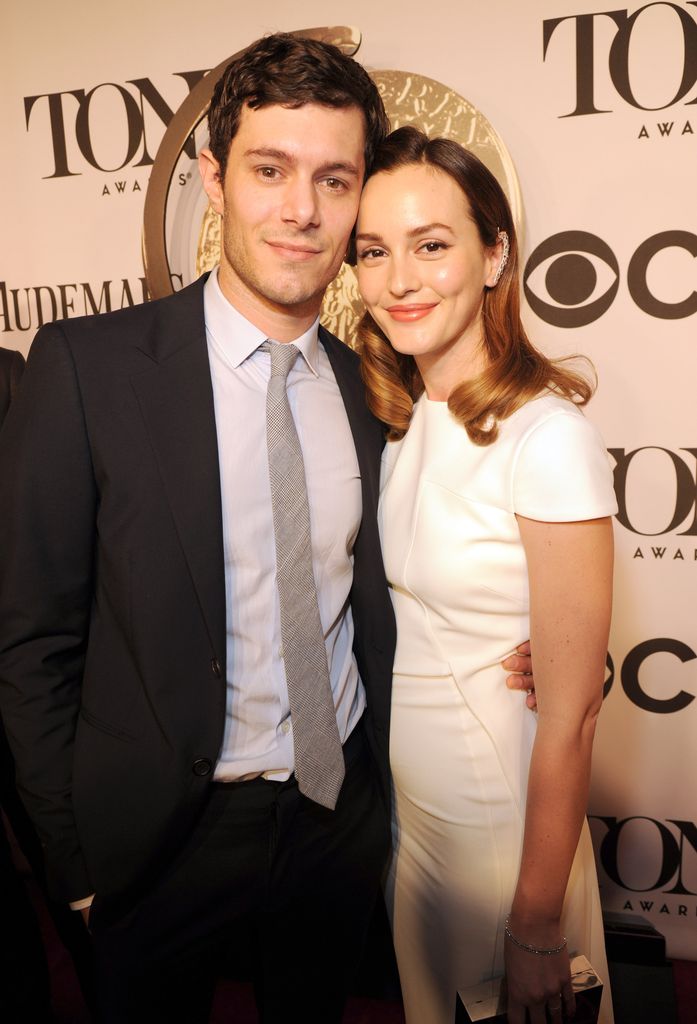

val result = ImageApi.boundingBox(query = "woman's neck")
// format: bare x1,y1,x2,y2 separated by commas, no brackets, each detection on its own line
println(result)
416,335,486,402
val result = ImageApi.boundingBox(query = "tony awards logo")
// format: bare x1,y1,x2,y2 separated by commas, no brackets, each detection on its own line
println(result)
142,26,522,347
543,2,697,139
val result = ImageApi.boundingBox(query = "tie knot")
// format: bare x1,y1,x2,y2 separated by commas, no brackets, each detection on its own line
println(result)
264,341,300,381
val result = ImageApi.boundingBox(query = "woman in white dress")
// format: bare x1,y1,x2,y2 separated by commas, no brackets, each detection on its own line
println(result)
355,127,617,1024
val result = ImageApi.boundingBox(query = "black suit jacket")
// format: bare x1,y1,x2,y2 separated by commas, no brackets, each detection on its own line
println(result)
0,277,395,909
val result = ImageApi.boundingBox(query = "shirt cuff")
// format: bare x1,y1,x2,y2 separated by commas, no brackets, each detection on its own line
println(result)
69,894,95,911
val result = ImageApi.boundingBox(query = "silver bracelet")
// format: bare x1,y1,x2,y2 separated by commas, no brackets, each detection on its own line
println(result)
504,916,567,956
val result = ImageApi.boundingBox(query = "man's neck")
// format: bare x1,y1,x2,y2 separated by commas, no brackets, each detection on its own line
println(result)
216,264,322,343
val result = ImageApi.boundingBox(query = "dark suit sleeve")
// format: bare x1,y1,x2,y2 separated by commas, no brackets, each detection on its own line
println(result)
0,326,96,901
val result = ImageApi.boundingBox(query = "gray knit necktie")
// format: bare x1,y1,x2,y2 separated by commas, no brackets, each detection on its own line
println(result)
264,341,345,809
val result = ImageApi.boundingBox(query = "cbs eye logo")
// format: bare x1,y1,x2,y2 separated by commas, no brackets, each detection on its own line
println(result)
523,229,697,326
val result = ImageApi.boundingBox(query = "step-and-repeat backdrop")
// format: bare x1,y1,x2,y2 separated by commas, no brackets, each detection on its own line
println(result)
4,0,696,959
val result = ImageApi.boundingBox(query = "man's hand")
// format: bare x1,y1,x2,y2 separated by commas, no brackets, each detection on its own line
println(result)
503,641,537,710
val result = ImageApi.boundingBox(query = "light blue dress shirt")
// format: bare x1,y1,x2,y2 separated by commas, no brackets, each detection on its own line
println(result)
204,268,366,782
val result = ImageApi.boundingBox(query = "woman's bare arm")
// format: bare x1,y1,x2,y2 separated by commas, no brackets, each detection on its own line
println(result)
505,515,613,1024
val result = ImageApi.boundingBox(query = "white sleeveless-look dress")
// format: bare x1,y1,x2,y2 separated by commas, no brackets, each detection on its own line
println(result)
379,392,617,1024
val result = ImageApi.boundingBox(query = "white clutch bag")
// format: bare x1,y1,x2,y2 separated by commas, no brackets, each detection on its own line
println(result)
457,954,604,1023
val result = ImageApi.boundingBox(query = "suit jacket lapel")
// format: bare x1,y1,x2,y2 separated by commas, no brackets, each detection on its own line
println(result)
320,326,381,519
130,278,226,666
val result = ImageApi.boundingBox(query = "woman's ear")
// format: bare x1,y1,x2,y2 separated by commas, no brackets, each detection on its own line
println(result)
486,230,510,288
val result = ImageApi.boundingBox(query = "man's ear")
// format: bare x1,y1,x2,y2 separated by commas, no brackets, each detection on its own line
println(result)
199,148,224,215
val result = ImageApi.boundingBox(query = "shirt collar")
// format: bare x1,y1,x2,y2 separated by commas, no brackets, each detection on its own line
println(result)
204,267,321,376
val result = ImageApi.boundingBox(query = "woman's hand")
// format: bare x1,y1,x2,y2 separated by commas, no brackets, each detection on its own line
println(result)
504,920,575,1024
503,640,537,710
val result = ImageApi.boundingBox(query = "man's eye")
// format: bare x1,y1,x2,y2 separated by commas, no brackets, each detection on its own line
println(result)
258,167,280,180
323,177,346,191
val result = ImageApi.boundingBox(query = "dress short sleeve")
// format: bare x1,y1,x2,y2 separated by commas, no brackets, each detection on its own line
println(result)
512,406,618,522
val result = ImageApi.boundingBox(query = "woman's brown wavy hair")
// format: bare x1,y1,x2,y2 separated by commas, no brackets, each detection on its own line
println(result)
357,126,593,444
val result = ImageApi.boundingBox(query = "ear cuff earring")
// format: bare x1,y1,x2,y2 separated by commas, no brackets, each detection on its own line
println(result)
492,230,510,286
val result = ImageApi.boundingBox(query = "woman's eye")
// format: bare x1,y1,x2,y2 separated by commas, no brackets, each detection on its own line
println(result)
421,241,446,253
359,248,386,260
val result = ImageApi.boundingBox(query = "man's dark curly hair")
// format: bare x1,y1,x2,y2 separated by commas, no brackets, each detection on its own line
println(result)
207,33,390,182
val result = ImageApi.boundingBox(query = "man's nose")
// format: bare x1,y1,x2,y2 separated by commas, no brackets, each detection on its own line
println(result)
280,177,320,230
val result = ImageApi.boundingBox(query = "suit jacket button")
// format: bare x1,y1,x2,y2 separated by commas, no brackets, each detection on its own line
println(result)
211,658,222,678
192,758,212,777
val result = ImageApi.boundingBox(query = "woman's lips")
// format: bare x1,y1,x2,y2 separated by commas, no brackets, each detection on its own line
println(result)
385,303,437,322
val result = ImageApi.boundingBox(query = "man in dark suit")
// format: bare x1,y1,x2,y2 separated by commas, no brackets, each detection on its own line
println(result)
0,34,395,1024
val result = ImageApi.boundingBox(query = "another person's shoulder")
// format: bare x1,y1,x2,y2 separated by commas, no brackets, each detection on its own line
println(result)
0,346,26,378
0,347,26,421
0,346,25,366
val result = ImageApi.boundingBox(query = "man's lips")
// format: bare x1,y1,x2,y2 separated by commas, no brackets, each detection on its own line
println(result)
384,303,438,322
266,240,322,261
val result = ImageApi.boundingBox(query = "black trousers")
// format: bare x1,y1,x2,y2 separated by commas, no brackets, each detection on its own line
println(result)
91,722,390,1023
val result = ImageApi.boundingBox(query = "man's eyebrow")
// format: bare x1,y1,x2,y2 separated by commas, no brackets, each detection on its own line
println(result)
244,147,295,163
355,222,455,242
318,161,361,178
243,148,360,177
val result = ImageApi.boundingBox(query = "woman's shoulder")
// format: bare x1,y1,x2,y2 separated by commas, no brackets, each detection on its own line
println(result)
502,390,588,438
508,393,617,520
505,390,608,458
